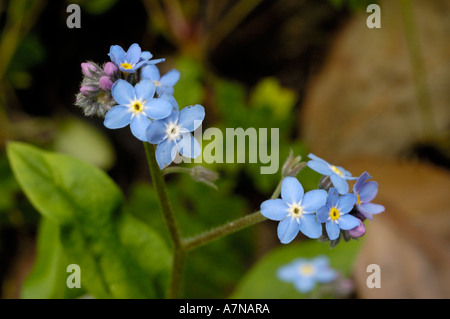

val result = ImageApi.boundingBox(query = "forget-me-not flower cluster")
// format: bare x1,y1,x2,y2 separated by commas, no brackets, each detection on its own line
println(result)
261,153,385,245
75,43,205,169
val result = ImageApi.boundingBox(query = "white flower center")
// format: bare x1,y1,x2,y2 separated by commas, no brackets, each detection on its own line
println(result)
287,202,304,219
165,121,181,141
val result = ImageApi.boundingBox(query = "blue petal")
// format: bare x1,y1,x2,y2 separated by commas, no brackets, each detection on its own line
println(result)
126,43,141,64
358,203,385,220
156,85,175,96
325,221,340,240
293,277,315,293
307,160,332,175
358,181,379,203
144,98,172,120
159,94,179,113
299,214,322,239
281,177,304,204
141,64,160,81
307,153,330,164
146,120,168,144
134,79,156,101
337,193,356,214
130,115,151,141
178,104,205,132
316,205,330,223
301,189,327,213
326,188,339,207
177,133,201,158
277,217,300,244
109,45,125,65
354,171,372,192
277,261,303,282
160,69,180,86
155,139,177,169
112,79,135,105
104,105,132,129
145,58,165,65
260,199,289,221
330,173,349,194
338,214,360,230
140,51,153,61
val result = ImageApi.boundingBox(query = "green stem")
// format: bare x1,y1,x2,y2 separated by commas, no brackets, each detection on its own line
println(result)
143,142,183,298
181,179,282,251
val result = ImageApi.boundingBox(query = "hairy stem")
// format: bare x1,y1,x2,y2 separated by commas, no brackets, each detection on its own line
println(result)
181,179,282,251
143,142,183,298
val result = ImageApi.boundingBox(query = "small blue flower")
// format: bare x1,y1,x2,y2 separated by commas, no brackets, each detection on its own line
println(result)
260,177,327,243
306,153,357,194
146,97,205,169
104,79,172,141
278,255,337,293
317,188,360,240
109,43,164,73
141,64,180,96
353,172,385,220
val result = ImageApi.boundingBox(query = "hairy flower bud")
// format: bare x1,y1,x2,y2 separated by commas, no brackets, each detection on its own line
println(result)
99,76,114,90
281,149,305,177
190,166,219,190
81,62,97,77
103,62,118,77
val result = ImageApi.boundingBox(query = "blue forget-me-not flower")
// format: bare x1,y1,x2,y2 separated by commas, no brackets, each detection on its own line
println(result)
104,79,172,141
353,172,385,220
316,188,360,240
109,43,164,73
306,153,357,194
146,98,205,169
260,177,327,243
278,255,337,293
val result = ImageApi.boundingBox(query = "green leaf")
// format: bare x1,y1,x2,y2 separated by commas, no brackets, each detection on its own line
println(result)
21,218,86,299
7,142,171,298
231,239,363,298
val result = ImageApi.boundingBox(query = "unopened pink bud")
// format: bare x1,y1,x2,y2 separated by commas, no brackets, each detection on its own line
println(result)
81,62,97,77
103,62,118,77
348,219,366,238
80,86,96,95
99,76,114,90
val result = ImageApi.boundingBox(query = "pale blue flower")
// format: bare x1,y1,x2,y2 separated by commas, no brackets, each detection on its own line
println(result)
109,43,164,73
316,188,360,240
104,79,172,141
306,153,357,194
260,177,327,243
278,255,337,293
146,98,205,169
353,172,385,220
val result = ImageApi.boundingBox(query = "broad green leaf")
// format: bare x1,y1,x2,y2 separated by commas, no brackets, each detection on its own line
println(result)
231,239,363,298
21,218,86,299
7,141,122,224
7,142,171,298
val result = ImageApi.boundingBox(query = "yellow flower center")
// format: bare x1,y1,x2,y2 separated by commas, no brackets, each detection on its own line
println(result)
329,207,340,221
130,100,145,114
356,193,361,206
330,165,343,176
299,264,315,276
120,62,133,70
